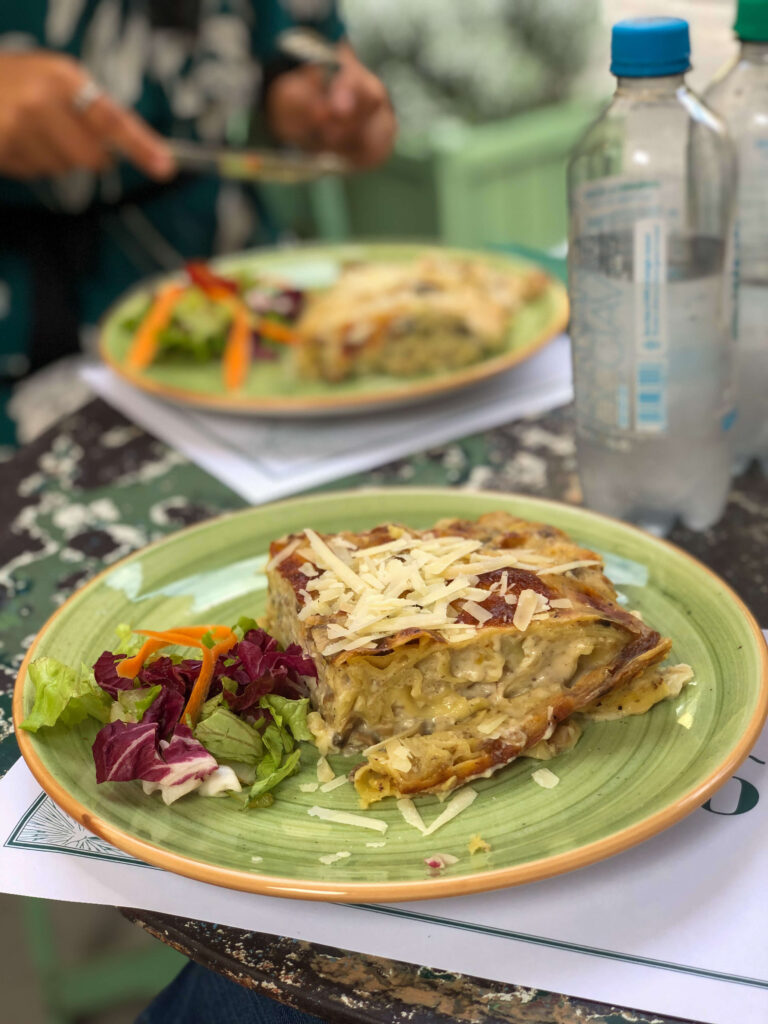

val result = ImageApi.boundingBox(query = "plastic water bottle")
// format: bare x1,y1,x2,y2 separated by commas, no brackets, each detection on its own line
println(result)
567,18,736,534
705,0,768,473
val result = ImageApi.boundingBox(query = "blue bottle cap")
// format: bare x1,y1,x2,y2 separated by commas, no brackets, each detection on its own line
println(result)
610,17,691,77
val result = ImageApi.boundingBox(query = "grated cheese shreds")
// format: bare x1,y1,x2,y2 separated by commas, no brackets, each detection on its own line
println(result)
532,768,560,789
304,528,368,594
322,635,377,656
477,712,507,735
422,787,478,837
468,834,491,855
320,775,349,793
299,782,319,793
550,597,573,609
462,600,493,625
397,798,427,834
677,711,694,730
308,806,388,832
366,841,386,848
319,851,351,865
265,537,302,572
284,527,565,656
538,560,602,576
386,739,413,773
513,589,539,631
316,756,335,784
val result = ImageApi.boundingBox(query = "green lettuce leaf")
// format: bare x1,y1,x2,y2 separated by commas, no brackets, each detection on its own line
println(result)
233,616,259,640
113,624,144,657
200,692,225,719
248,748,301,801
155,289,230,360
260,695,312,742
20,658,112,732
194,708,265,765
261,722,286,764
111,685,161,724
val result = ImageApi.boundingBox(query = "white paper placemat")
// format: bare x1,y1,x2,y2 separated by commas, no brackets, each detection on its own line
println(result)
80,336,573,504
3,632,766,1024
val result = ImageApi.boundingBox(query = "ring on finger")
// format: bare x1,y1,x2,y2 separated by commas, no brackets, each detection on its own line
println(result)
72,78,103,114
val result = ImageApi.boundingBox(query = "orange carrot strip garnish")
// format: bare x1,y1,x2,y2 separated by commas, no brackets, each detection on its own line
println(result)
126,284,185,371
114,624,238,730
255,318,301,346
117,638,171,679
182,632,239,728
223,303,252,391
135,626,230,644
118,626,233,678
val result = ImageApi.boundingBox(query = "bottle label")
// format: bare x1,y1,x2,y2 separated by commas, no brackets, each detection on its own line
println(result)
570,177,728,442
737,135,768,275
633,217,667,433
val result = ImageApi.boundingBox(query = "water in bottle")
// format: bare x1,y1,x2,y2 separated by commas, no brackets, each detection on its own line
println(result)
705,0,768,473
567,18,736,534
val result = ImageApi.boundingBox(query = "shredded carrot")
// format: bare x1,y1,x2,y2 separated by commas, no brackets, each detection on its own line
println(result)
131,625,239,727
182,632,239,728
126,284,185,371
222,303,252,391
116,622,239,729
256,318,302,346
117,638,170,679
135,625,231,646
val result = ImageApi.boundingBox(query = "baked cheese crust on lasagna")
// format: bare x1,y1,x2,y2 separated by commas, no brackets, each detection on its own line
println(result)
294,256,549,382
264,512,691,806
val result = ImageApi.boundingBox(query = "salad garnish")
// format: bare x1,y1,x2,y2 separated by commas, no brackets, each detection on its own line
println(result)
21,620,317,807
123,260,305,391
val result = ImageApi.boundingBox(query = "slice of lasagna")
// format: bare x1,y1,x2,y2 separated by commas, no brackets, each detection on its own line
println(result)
264,512,690,806
294,255,548,382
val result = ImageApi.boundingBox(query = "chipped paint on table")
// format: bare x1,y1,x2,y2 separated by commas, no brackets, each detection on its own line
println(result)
122,911,696,1024
3,397,766,1024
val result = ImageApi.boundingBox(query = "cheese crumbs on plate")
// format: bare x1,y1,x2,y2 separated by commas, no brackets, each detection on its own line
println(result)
468,834,491,855
319,851,351,865
532,768,560,789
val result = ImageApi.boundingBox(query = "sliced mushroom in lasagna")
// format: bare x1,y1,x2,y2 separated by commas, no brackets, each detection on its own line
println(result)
264,512,691,806
293,255,549,382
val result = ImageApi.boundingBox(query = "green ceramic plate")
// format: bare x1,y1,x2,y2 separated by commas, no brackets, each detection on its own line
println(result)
98,243,569,417
14,490,768,902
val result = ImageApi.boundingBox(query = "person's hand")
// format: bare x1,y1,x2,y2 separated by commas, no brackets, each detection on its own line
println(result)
0,52,175,181
265,42,396,169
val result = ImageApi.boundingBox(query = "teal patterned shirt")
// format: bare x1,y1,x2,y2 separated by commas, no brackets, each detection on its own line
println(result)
0,1,344,383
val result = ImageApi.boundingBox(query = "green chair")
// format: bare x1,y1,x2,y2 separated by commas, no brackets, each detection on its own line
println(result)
22,898,186,1024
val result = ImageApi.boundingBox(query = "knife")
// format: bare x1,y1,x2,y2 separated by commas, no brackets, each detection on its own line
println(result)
167,140,351,183
167,28,347,183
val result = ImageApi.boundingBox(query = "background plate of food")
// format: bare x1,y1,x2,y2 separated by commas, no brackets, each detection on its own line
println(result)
13,490,768,902
98,244,569,416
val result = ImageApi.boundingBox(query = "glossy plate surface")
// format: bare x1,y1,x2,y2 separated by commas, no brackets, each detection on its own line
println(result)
98,243,569,416
14,490,768,902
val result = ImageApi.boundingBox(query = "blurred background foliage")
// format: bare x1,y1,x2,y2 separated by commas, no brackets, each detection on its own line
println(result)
341,0,601,137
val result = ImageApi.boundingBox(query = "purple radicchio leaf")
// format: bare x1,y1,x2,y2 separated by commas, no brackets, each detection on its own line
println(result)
138,656,201,698
220,629,315,713
93,651,135,698
251,334,279,361
92,721,162,783
92,721,216,786
151,724,217,786
141,685,186,741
